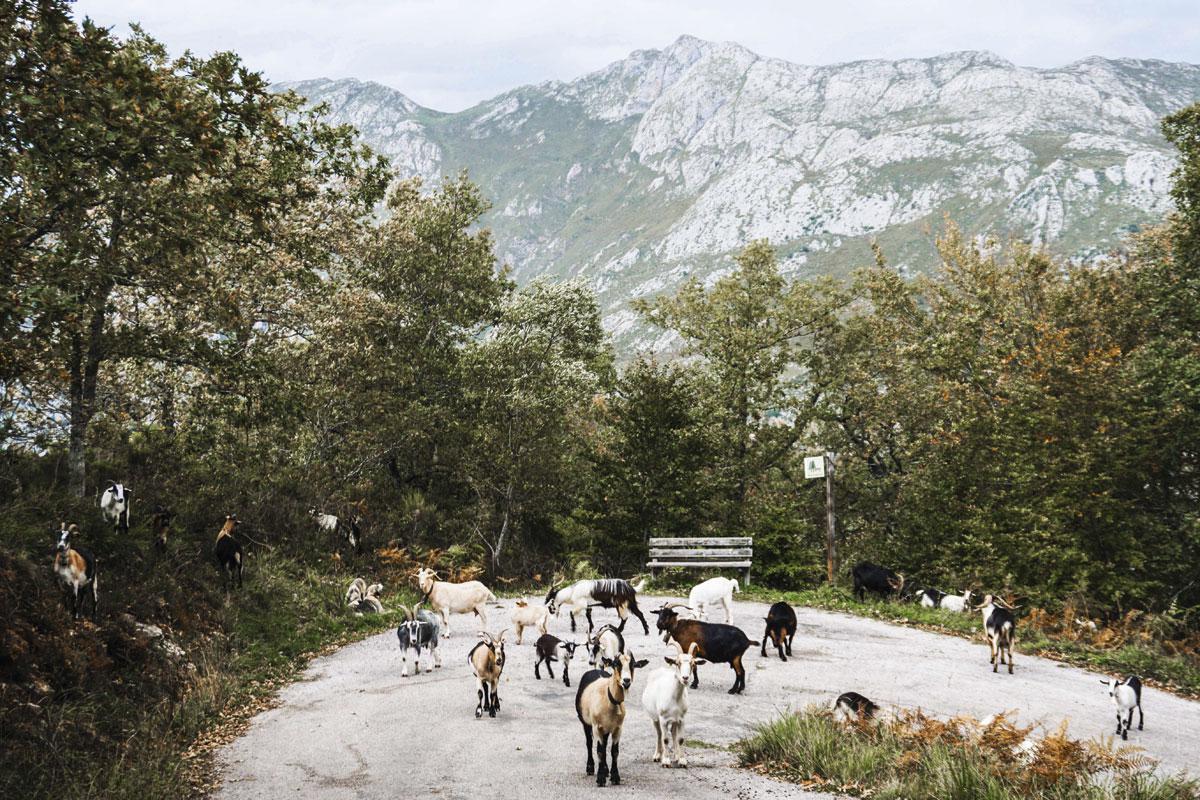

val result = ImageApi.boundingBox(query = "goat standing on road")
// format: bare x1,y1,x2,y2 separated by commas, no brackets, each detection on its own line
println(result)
687,576,739,623
468,630,507,718
534,634,579,686
396,604,441,676
761,602,796,661
53,523,98,619
510,599,551,644
546,578,650,635
653,603,758,694
417,567,495,638
1101,675,1144,740
641,642,705,768
576,650,647,786
974,594,1016,674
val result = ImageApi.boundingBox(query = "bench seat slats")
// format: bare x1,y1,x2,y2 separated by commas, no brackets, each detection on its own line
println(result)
649,549,753,558
648,537,751,547
646,560,752,568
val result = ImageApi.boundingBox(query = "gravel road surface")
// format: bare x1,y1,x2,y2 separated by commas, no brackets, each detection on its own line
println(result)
215,596,1198,799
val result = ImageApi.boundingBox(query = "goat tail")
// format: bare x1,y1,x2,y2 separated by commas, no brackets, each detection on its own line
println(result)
747,640,761,646
487,590,497,602
731,579,741,594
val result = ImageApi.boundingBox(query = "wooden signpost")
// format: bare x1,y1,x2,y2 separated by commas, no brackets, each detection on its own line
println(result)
806,453,837,583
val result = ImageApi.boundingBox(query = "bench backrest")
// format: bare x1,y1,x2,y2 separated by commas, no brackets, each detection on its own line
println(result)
648,537,752,562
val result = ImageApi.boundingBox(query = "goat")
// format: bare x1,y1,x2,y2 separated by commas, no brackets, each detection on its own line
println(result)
575,650,647,786
53,523,98,619
653,603,758,694
641,642,706,768
687,576,739,623
833,691,879,723
99,481,131,534
587,623,626,667
345,578,384,614
214,515,243,589
939,589,973,612
396,604,441,676
468,630,507,718
310,508,339,534
974,594,1017,674
851,561,905,601
1101,675,1144,740
149,506,173,554
534,633,580,686
545,578,649,635
510,599,551,644
417,567,495,638
914,587,945,607
310,508,363,554
761,601,797,661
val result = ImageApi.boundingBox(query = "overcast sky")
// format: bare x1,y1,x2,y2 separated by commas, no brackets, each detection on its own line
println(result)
74,0,1200,112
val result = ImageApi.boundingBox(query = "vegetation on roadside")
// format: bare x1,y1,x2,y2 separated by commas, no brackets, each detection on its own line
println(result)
736,709,1199,799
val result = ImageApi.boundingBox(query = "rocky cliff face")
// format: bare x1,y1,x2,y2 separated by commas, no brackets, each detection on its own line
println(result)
280,36,1200,350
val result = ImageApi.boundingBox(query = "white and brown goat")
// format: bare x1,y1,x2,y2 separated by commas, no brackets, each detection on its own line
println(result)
575,650,646,786
417,567,495,638
510,599,551,644
53,523,98,619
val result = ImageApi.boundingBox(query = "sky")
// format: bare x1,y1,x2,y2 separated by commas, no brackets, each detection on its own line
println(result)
73,0,1200,112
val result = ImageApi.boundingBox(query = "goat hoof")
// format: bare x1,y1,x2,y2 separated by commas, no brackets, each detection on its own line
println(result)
586,765,594,776
475,709,483,719
611,774,620,785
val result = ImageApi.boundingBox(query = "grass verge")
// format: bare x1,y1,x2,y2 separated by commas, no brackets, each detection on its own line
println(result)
736,708,1199,799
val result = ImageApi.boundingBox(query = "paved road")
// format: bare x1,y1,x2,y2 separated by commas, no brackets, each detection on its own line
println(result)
215,596,1199,799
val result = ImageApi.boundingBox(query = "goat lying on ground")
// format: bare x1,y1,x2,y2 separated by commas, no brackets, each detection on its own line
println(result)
653,603,758,694
575,650,646,786
975,594,1017,674
345,578,384,614
510,599,550,644
396,604,441,676
914,587,945,607
834,691,879,723
468,630,507,717
417,567,495,638
641,642,705,768
939,589,973,612
546,578,649,634
534,634,579,686
100,481,131,534
687,576,739,623
761,601,796,661
1102,675,1144,740
214,515,243,589
53,523,98,620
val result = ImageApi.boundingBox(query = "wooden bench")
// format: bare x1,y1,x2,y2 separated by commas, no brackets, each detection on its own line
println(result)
646,537,753,585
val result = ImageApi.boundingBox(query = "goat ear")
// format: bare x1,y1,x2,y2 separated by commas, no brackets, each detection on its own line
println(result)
634,659,648,668
694,659,707,666
664,657,676,665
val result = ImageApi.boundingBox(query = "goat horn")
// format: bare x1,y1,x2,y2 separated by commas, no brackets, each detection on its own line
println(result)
687,642,698,656
666,602,690,610
399,606,412,622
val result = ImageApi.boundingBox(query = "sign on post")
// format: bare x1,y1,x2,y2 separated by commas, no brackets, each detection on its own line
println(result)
803,455,825,479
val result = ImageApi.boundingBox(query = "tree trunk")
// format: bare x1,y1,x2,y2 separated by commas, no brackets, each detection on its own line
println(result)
67,290,109,497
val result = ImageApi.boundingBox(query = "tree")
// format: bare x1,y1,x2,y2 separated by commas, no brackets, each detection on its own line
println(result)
1,1,387,494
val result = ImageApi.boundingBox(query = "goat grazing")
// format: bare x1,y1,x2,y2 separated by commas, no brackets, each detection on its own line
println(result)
214,515,244,589
851,561,905,601
914,587,945,608
396,605,441,676
468,630,507,718
1101,675,1144,740
99,481,131,534
345,578,384,614
834,691,879,723
575,650,646,786
641,642,706,768
653,603,758,694
687,576,739,623
310,508,363,554
587,623,626,666
149,507,173,554
975,594,1017,674
534,634,579,686
510,599,551,644
53,523,98,619
416,567,495,638
939,589,973,612
546,578,649,635
761,601,797,661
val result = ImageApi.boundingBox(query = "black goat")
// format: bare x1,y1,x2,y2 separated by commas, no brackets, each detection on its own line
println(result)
851,561,905,601
653,603,758,694
214,515,243,589
761,602,797,661
534,634,580,686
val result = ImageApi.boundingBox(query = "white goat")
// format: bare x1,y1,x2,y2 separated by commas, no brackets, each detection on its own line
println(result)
641,642,706,768
417,567,495,638
687,576,739,623
939,589,973,612
1102,675,1144,740
510,599,551,644
99,481,131,534
345,578,384,614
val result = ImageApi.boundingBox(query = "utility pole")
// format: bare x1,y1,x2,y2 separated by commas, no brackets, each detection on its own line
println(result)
804,451,838,584
824,452,837,584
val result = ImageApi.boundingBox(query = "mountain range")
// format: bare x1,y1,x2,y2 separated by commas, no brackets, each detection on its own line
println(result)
279,36,1200,351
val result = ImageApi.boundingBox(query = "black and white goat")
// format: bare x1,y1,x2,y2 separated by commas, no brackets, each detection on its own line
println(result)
53,523,98,619
975,594,1016,674
534,633,580,686
99,481,131,534
914,587,945,608
587,623,626,667
833,691,879,723
546,578,649,635
396,604,441,676
1101,675,1144,740
214,515,244,589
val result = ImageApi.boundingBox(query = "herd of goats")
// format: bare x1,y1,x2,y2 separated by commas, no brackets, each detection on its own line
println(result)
47,484,1148,788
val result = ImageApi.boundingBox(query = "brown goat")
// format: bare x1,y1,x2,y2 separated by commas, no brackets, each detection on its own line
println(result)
468,630,507,718
653,604,758,694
